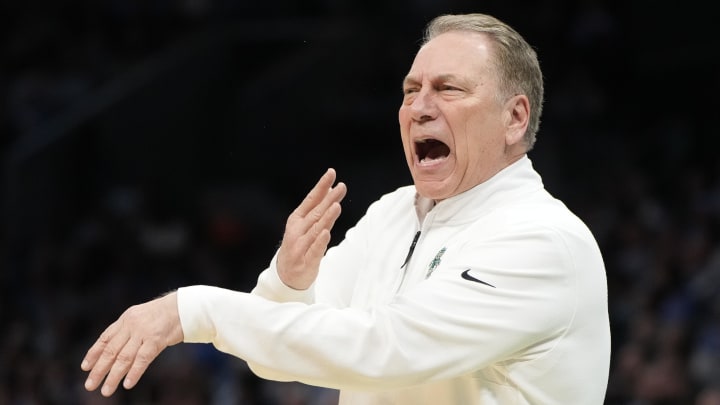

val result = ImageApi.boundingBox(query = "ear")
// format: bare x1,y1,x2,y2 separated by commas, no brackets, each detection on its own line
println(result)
504,94,530,147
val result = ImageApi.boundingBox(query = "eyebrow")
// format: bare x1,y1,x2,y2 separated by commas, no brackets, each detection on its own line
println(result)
402,76,420,90
402,73,472,89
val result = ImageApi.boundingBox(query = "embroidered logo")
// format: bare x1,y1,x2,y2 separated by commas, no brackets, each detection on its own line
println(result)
461,269,496,288
426,247,446,278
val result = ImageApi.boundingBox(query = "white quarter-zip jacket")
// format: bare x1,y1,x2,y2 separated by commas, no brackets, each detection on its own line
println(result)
178,156,611,404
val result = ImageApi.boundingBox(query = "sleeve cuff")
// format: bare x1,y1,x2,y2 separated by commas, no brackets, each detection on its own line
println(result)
177,285,217,343
250,254,315,304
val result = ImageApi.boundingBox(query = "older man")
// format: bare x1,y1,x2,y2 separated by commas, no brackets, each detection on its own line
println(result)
82,13,610,404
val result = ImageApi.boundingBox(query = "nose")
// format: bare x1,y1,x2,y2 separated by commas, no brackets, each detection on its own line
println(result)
409,89,438,123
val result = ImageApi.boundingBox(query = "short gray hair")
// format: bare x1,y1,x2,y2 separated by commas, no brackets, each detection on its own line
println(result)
423,14,544,150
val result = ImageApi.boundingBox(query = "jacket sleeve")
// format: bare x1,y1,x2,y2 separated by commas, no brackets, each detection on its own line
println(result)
177,222,591,392
250,254,316,304
250,203,374,308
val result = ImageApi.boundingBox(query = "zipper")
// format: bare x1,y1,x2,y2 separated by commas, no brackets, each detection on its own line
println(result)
395,230,422,293
400,230,421,268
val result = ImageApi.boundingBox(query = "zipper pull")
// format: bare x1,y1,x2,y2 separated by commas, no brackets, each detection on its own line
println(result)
400,231,421,268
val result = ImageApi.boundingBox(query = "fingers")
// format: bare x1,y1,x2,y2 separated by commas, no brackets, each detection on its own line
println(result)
285,186,346,258
291,170,346,230
293,168,338,218
292,173,346,235
81,296,179,397
82,335,162,397
282,170,345,253
98,337,142,396
316,199,344,240
82,321,130,393
276,170,347,289
81,322,114,373
123,339,162,390
307,228,333,266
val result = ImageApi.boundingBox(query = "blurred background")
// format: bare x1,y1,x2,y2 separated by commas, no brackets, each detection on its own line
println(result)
2,0,719,404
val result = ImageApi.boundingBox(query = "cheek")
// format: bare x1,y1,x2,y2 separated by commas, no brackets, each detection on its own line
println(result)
454,115,501,163
448,112,477,152
398,105,410,125
398,108,412,147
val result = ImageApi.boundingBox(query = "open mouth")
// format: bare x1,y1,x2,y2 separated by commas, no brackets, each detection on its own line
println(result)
415,139,450,163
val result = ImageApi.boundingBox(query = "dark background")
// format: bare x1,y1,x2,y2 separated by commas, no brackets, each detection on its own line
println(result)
2,1,720,404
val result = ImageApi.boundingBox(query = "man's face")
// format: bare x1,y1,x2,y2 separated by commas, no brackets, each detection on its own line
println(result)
398,31,525,201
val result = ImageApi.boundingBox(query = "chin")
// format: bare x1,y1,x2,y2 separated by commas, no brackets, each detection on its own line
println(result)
414,184,451,201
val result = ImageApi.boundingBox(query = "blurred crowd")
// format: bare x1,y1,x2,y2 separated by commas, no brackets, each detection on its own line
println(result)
2,1,720,404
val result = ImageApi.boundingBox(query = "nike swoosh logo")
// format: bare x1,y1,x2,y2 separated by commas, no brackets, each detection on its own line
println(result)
461,269,495,288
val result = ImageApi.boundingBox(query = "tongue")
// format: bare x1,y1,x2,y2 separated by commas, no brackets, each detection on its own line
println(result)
424,141,450,160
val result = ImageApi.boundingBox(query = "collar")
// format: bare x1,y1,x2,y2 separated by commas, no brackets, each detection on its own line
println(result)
414,155,545,225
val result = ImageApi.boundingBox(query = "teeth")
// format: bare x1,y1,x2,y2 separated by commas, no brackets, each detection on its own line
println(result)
420,155,446,164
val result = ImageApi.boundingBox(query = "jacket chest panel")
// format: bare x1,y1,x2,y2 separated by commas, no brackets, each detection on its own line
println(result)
349,225,462,307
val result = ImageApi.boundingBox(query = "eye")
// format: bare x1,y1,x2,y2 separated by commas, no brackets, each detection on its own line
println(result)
403,87,419,95
439,84,461,92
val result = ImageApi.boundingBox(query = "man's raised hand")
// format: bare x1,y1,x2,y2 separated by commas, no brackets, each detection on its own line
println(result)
277,168,347,290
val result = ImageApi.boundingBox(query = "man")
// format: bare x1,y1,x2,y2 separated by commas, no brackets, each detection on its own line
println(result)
81,13,611,404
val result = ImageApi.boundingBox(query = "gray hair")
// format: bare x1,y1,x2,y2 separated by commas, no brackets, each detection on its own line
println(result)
423,14,544,150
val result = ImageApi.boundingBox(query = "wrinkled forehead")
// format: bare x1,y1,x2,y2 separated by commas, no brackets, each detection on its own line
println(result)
407,31,494,80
